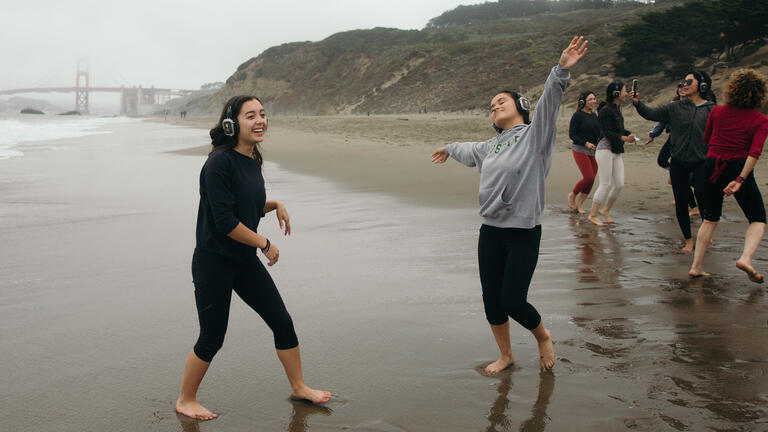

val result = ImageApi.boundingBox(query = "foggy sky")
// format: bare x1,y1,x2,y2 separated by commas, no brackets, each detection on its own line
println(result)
1,0,473,91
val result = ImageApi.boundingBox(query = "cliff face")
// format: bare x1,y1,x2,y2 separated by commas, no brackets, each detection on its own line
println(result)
191,4,672,115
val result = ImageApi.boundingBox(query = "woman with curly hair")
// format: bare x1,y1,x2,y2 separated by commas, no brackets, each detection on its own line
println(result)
688,69,768,282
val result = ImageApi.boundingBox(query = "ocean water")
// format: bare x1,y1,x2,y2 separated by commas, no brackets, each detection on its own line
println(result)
0,114,134,159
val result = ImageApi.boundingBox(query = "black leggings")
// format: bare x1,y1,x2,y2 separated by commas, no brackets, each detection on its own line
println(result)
478,224,542,330
700,158,767,223
191,248,298,362
670,159,706,239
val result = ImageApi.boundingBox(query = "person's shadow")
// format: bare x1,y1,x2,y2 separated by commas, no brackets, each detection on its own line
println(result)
485,371,556,432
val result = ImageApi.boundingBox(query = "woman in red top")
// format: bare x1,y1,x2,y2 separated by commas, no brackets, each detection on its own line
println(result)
689,69,768,282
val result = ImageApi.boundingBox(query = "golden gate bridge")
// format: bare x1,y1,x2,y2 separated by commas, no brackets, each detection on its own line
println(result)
0,63,194,115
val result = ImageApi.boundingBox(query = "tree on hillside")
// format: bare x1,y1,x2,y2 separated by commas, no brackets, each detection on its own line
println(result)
614,0,768,77
426,0,622,28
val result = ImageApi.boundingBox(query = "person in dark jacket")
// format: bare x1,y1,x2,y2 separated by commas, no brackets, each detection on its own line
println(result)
175,96,331,421
587,82,636,226
689,69,768,282
632,70,716,252
567,90,601,214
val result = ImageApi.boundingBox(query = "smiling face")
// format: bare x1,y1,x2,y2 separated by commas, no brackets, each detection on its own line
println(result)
584,93,597,111
237,98,267,144
490,92,523,130
678,73,699,98
614,85,628,104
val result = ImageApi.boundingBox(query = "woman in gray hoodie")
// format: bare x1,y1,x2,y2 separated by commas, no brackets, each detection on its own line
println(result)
431,36,588,373
632,71,716,252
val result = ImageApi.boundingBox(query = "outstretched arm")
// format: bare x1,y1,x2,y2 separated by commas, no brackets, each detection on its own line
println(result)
432,138,495,171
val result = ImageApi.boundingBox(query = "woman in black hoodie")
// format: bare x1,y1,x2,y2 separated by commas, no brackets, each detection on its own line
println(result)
588,82,636,226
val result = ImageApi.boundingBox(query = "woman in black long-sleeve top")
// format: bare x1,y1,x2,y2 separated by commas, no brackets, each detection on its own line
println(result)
588,82,637,226
175,95,331,421
567,91,601,214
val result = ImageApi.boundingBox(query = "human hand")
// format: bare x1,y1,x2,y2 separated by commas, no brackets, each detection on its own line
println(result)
275,203,291,235
586,142,596,151
559,36,588,69
624,134,636,143
431,146,449,163
631,91,639,104
646,136,654,144
263,242,279,266
724,180,742,197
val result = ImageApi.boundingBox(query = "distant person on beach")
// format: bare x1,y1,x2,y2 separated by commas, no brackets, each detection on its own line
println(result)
632,71,716,252
567,90,600,214
587,81,636,226
431,36,589,373
175,95,330,421
688,69,768,282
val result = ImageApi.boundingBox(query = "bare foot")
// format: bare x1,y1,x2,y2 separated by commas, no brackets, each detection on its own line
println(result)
291,385,332,404
484,354,515,375
689,207,700,217
688,269,711,278
537,330,555,371
599,210,615,224
576,206,587,214
567,192,578,212
587,215,605,226
736,261,764,284
680,243,694,254
175,398,218,421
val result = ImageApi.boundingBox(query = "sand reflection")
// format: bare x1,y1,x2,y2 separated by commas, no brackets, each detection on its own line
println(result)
485,371,555,432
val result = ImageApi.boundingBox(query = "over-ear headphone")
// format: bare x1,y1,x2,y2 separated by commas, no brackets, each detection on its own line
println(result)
606,81,624,102
577,91,592,109
513,91,531,117
222,97,240,137
690,70,711,95
492,90,531,133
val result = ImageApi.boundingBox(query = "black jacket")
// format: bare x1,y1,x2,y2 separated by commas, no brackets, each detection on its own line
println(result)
598,103,630,154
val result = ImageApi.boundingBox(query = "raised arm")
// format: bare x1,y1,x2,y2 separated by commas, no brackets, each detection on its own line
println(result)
632,91,672,123
529,36,588,153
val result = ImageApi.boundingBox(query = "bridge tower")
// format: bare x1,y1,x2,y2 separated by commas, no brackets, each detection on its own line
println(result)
75,61,89,114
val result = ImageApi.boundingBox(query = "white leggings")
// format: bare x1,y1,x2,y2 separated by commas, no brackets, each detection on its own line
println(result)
593,149,624,206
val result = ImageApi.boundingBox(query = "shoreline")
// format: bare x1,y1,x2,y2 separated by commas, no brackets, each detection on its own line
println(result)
152,112,756,218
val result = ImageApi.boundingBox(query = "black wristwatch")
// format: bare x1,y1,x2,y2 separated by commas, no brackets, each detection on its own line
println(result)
261,239,271,253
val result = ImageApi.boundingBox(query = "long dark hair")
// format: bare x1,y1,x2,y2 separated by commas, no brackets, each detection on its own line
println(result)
606,81,625,103
687,70,717,104
209,95,264,166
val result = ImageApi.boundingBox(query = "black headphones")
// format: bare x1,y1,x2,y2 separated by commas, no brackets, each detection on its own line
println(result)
492,91,531,133
577,91,593,109
222,97,240,137
690,70,711,95
606,81,624,102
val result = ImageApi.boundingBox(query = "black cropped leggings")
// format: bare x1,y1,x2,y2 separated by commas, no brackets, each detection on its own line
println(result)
478,224,542,330
191,248,298,362
670,159,706,239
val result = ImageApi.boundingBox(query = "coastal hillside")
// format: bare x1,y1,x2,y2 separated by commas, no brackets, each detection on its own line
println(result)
177,0,765,116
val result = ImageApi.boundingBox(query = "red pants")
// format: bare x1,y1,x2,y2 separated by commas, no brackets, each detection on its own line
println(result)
572,150,598,195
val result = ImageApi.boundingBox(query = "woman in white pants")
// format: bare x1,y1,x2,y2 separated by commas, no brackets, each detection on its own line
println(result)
588,81,636,226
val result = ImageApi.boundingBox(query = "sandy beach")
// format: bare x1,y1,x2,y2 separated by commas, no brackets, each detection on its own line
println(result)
1,114,767,431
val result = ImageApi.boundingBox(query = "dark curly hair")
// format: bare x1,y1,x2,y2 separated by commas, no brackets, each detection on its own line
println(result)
209,95,264,165
724,69,767,110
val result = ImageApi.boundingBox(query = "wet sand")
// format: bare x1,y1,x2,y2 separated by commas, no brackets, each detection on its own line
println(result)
1,119,767,431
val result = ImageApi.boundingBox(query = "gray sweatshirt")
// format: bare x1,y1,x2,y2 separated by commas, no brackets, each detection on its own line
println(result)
446,65,570,229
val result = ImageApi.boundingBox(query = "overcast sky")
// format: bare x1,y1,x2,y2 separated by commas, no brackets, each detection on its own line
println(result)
1,0,474,91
